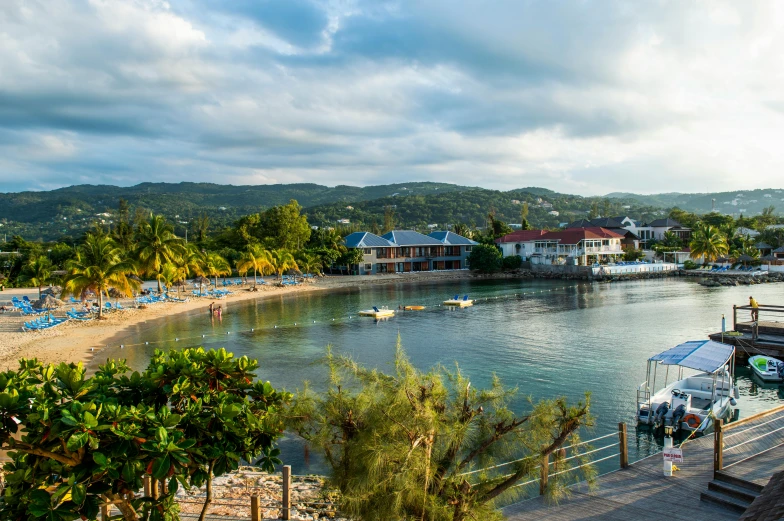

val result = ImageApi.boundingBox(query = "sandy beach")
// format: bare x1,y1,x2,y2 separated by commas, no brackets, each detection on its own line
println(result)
0,271,477,371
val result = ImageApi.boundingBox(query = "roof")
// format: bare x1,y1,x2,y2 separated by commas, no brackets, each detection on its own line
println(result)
428,231,478,245
495,229,548,243
382,230,443,246
648,218,684,228
590,217,625,228
343,232,395,248
755,242,772,249
607,228,639,239
774,246,784,254
648,340,734,373
538,227,624,244
566,219,594,229
740,469,784,521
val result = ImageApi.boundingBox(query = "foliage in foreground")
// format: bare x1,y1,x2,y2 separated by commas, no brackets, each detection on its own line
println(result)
287,339,594,521
0,348,289,521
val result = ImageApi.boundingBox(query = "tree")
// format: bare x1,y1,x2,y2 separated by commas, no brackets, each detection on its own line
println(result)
269,249,299,278
236,245,273,285
338,248,365,275
112,198,135,252
260,200,311,250
295,251,323,275
467,244,502,274
191,250,232,288
602,198,611,219
520,201,529,224
588,202,600,219
661,231,682,249
195,214,210,243
486,214,513,240
62,234,140,318
0,348,289,521
383,205,396,233
158,262,188,298
689,224,729,263
756,205,777,230
22,255,53,298
287,340,593,521
135,214,186,293
452,223,472,239
668,208,699,230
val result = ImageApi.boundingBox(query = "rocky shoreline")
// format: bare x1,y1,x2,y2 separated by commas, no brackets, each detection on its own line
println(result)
474,268,784,286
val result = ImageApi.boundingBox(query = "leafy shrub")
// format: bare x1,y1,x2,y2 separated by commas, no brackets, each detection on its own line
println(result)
467,244,502,273
682,260,699,270
502,255,523,270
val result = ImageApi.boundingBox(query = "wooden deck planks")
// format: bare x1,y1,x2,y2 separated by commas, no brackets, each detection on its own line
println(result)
504,410,784,520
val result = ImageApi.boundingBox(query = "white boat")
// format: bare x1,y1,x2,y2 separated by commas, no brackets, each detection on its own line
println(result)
636,340,739,433
748,355,784,382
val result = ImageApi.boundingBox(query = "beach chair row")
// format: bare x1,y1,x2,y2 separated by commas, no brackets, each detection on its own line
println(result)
23,316,68,331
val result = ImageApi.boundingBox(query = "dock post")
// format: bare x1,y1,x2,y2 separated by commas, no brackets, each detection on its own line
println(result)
251,495,260,521
733,305,737,331
714,418,724,476
282,465,291,520
618,422,629,469
143,475,151,496
539,454,549,495
101,504,110,521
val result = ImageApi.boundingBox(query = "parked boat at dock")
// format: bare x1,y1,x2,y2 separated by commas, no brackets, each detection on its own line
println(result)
443,295,473,307
636,340,739,434
749,355,784,382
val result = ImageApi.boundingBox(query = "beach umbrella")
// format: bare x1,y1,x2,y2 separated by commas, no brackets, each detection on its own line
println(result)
193,276,210,293
760,255,776,263
171,279,187,297
108,288,126,299
32,295,64,310
41,287,58,297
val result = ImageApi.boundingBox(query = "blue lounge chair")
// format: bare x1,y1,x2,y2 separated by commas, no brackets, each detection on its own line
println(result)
373,306,380,313
463,295,469,301
453,294,459,300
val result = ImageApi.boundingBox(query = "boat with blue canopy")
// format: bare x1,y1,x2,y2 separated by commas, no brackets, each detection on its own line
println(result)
636,340,738,434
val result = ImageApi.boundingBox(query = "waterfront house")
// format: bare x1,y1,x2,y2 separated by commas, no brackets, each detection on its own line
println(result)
567,218,640,249
343,230,477,275
496,227,624,265
621,218,691,248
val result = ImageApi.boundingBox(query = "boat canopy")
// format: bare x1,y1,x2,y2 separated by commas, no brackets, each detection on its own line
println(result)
648,340,734,373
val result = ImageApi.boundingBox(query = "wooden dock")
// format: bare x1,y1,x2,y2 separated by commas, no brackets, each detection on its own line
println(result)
503,407,784,520
709,304,784,359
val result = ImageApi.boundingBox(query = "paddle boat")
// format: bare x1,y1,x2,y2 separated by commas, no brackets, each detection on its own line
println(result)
636,340,739,434
358,306,395,318
748,355,784,382
403,305,425,311
443,295,473,307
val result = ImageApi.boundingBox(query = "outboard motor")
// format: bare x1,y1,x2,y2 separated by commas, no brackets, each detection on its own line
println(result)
671,404,686,432
654,401,670,426
777,362,784,380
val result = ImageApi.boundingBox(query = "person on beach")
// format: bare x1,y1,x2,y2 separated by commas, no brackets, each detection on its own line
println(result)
749,296,759,322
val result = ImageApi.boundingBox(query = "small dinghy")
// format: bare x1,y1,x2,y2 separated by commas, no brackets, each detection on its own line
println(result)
443,294,473,307
749,355,784,382
358,306,395,318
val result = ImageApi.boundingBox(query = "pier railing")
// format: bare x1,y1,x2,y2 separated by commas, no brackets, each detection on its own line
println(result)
732,303,784,332
462,422,629,496
714,404,784,476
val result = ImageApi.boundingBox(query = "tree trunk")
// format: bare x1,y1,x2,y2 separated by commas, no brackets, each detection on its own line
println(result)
98,290,103,318
157,276,162,294
103,493,138,521
254,268,258,285
198,462,214,521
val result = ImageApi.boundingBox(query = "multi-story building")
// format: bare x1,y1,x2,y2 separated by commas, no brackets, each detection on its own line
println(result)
496,227,625,265
343,230,478,275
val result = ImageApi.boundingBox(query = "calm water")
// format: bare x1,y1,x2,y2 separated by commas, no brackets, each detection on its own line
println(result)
95,277,784,482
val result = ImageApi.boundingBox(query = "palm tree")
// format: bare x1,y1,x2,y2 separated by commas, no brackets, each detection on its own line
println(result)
269,249,299,278
135,214,186,293
689,224,729,263
295,251,323,276
23,255,53,298
191,250,232,288
158,262,188,298
63,235,139,318
236,245,273,285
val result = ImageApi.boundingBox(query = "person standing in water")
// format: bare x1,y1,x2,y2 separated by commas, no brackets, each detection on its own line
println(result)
209,302,214,315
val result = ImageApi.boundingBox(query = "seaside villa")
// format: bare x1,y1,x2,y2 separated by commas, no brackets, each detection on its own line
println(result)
496,227,625,266
344,230,478,275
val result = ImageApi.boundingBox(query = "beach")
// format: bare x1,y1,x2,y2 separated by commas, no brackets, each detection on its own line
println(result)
0,271,476,371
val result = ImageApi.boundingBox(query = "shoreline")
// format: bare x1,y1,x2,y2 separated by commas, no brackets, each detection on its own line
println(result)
0,271,478,370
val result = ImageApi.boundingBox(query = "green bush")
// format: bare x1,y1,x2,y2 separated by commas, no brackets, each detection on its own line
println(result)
682,260,699,270
502,255,523,270
467,244,502,273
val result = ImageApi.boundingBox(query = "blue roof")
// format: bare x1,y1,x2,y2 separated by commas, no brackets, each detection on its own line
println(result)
344,232,396,248
429,231,479,245
648,340,734,373
382,230,444,246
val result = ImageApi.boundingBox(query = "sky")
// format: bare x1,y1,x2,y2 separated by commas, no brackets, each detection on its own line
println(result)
2,1,784,195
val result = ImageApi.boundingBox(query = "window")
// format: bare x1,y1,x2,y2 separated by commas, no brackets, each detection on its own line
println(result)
465,246,472,252
363,248,372,255
364,263,372,270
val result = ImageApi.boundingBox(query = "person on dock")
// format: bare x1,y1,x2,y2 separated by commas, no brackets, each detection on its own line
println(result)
749,295,759,322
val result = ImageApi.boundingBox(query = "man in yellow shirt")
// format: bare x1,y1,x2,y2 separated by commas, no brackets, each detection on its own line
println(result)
749,296,759,322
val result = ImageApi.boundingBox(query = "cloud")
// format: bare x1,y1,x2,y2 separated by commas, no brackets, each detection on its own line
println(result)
2,0,784,195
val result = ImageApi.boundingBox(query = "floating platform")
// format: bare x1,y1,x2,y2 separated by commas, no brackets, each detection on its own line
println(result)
403,305,425,310
443,299,473,307
358,309,395,318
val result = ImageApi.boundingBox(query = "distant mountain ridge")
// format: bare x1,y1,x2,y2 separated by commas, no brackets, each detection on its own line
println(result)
0,182,782,242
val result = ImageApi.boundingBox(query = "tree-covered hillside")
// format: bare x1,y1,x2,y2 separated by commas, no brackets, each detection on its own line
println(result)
605,189,784,216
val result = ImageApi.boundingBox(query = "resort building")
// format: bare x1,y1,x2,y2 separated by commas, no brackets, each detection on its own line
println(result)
343,230,478,275
566,217,640,249
496,227,625,265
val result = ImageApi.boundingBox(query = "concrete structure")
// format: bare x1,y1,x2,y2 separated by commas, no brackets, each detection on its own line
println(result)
343,230,478,275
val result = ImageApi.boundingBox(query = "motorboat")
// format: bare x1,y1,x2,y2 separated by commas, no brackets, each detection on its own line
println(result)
443,294,473,307
748,355,784,382
636,340,739,434
358,306,395,318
